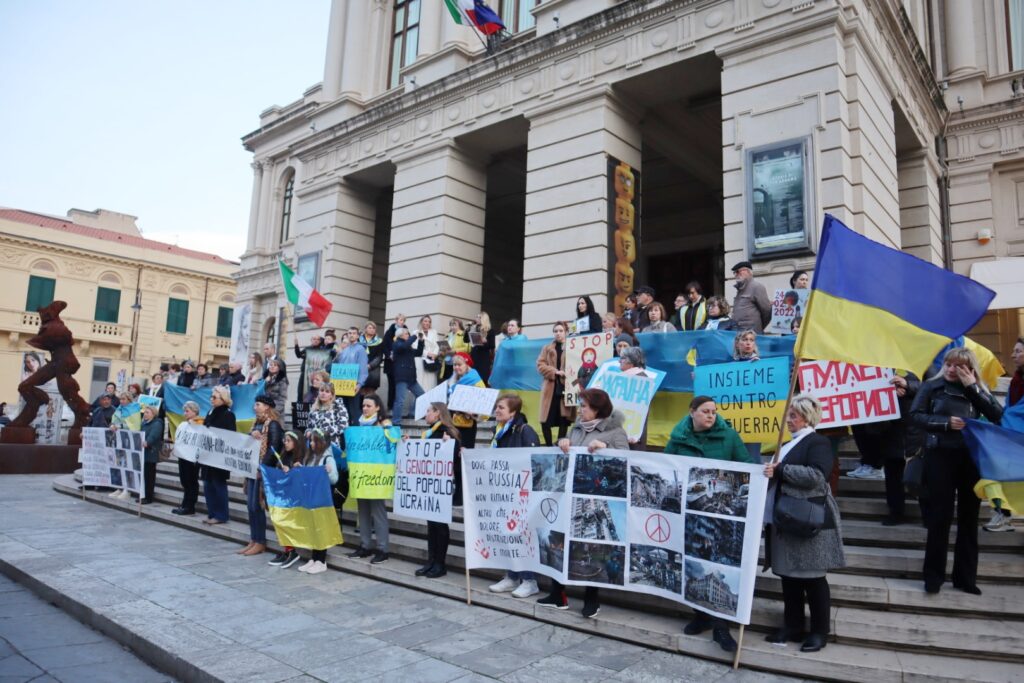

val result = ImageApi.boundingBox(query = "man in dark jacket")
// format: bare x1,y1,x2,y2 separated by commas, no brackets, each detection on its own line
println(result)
88,394,115,428
730,261,771,333
390,327,424,420
91,382,120,409
634,286,655,332
224,362,245,386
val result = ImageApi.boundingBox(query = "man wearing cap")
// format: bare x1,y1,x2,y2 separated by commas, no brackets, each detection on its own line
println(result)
731,261,771,333
634,286,656,332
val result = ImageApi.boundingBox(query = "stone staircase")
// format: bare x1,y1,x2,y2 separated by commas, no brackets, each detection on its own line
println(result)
53,423,1024,682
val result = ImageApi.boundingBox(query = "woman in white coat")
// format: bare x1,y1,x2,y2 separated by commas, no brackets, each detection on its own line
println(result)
412,315,440,392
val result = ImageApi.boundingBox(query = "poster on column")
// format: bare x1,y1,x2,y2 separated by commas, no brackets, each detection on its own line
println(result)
393,439,456,523
461,447,768,624
563,330,615,407
693,356,790,448
79,427,146,493
797,361,900,428
345,425,402,499
765,288,810,335
230,304,252,366
587,361,667,441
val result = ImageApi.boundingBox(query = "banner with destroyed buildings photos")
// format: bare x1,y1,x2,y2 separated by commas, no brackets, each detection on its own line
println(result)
462,447,768,625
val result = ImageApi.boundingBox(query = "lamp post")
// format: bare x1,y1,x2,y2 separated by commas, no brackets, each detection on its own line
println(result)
129,290,142,382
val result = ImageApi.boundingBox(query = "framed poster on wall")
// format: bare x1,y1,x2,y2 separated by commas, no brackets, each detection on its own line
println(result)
293,253,320,324
745,137,814,258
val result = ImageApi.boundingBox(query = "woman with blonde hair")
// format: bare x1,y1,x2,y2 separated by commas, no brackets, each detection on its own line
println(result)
203,386,235,526
733,330,759,361
245,352,264,384
305,379,349,448
172,400,204,516
412,315,441,392
911,347,1003,594
469,312,497,385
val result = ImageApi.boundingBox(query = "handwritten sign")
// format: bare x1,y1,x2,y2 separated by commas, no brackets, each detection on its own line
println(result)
797,361,900,428
173,422,261,478
415,382,448,420
448,385,499,416
330,363,360,397
345,426,401,499
765,288,809,335
588,361,667,441
694,356,790,447
564,330,615,406
138,395,162,411
292,402,311,430
394,439,455,523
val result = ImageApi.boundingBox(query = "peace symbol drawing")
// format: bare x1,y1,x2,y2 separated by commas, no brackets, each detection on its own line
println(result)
645,512,671,543
540,498,559,524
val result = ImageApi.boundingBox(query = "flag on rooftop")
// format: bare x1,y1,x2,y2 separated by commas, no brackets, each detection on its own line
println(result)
279,259,332,327
798,214,996,374
444,0,505,35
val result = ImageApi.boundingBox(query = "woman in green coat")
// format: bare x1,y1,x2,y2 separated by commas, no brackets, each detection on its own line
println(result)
665,395,756,652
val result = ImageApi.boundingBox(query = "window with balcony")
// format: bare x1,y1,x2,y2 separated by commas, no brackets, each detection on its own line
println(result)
166,297,189,334
389,0,421,89
26,275,55,312
280,173,294,243
216,306,233,338
499,0,537,33
94,287,121,323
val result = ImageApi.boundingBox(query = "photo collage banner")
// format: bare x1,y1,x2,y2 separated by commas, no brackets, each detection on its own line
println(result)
80,426,145,493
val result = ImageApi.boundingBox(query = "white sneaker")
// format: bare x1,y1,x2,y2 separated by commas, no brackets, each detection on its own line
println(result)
117,489,132,499
107,489,121,498
512,579,539,598
297,559,317,572
860,467,885,480
983,509,1015,532
306,561,328,574
846,465,870,478
489,576,520,593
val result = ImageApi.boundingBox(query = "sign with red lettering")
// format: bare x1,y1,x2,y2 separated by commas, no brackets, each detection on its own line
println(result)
393,438,456,523
564,330,615,407
797,360,900,428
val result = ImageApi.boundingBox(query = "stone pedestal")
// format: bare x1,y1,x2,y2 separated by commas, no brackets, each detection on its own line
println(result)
0,426,37,445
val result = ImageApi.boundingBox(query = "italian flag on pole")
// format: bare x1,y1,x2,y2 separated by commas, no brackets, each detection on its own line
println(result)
279,260,332,327
444,0,505,35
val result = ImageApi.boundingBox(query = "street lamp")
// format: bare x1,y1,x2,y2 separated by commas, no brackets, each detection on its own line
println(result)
129,289,142,381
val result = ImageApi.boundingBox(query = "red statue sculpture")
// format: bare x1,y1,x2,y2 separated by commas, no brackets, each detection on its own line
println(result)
3,301,92,446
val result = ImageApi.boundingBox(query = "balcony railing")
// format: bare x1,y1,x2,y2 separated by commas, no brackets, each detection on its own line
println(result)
0,307,132,345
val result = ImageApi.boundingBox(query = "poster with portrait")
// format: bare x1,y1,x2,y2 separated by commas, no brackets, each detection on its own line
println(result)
746,138,813,257
21,351,64,444
563,331,615,407
230,303,252,366
765,288,810,335
462,447,767,624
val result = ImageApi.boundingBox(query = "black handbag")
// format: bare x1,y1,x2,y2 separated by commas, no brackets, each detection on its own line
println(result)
903,452,924,498
774,482,826,538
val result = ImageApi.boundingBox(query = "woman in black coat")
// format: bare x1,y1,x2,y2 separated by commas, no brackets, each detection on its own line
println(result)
574,296,602,335
910,347,1003,595
390,327,425,419
202,386,236,526
176,360,196,389
415,402,463,579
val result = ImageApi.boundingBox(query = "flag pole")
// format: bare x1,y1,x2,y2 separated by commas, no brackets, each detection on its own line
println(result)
459,8,491,52
732,624,745,669
465,566,472,605
769,289,818,464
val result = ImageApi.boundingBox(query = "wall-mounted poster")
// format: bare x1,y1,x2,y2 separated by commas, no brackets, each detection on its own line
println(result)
746,138,814,258
230,303,252,366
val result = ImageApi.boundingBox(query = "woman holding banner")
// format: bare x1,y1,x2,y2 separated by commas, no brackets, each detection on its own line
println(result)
446,352,487,449
347,394,393,565
289,430,339,575
194,364,216,389
264,359,290,414
732,330,760,361
139,404,163,505
306,382,349,448
360,322,385,394
172,401,203,517
537,322,575,446
665,395,756,652
415,402,462,579
203,387,236,527
488,394,543,598
763,395,844,654
539,389,629,617
243,395,284,557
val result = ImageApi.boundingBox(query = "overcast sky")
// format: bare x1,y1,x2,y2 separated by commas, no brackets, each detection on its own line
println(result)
0,0,329,261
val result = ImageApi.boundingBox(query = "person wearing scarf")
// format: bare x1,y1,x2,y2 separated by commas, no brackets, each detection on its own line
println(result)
413,402,462,578
487,394,543,599
241,395,283,557
176,360,197,389
537,322,575,445
360,322,384,394
347,393,395,564
446,352,487,448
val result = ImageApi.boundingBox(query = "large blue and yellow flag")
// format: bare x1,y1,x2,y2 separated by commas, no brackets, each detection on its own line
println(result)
163,382,265,438
261,465,343,550
963,418,1024,515
800,215,996,374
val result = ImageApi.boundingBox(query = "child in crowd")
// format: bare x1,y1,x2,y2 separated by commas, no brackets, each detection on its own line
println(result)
295,430,339,575
267,431,307,569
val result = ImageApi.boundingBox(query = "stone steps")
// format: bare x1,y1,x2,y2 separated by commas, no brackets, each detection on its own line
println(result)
53,474,1024,681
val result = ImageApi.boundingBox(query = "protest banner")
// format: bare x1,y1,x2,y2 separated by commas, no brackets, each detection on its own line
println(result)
797,361,900,428
345,425,402,499
80,427,145,493
588,361,667,441
394,439,456,523
448,385,499,416
415,382,448,420
462,447,767,624
292,401,311,431
138,394,162,411
564,330,615,407
330,363,360,397
172,422,261,478
694,357,790,447
765,288,809,335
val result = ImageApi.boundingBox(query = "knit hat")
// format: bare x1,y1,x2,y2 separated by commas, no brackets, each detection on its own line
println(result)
454,351,474,367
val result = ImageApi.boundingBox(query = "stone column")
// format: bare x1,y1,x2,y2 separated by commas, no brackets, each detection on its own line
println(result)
417,0,442,58
339,0,370,99
322,0,349,101
944,0,977,76
521,92,641,339
245,161,263,252
256,160,276,251
385,142,487,324
441,5,477,49
897,150,944,265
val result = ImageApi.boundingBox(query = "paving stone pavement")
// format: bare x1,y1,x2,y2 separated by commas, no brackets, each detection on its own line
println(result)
0,476,808,682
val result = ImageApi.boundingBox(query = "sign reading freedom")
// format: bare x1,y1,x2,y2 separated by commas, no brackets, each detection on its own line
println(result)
461,447,768,625
693,356,790,447
345,426,402,499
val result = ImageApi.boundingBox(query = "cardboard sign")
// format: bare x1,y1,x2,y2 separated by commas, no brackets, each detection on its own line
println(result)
447,385,499,416
564,331,615,407
797,361,900,428
415,383,449,420
394,439,456,523
694,357,791,447
765,288,810,335
330,363,360,397
587,361,667,441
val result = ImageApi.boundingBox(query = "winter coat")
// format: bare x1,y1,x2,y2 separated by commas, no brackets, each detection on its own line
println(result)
566,410,630,450
306,398,349,447
201,405,236,481
537,341,575,424
88,404,115,428
675,298,708,331
910,377,1003,450
177,371,196,389
361,336,385,389
141,416,164,464
493,412,541,449
703,316,737,331
469,328,497,384
731,277,771,333
765,431,845,577
664,415,755,462
645,321,676,334
193,374,216,389
391,336,424,383
264,374,290,415
258,418,285,468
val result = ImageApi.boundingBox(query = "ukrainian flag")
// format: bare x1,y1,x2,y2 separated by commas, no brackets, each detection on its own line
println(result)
261,465,343,550
163,382,264,438
800,215,996,374
963,419,1024,515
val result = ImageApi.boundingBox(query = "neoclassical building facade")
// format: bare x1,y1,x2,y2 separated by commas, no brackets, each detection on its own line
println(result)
235,0,1024,365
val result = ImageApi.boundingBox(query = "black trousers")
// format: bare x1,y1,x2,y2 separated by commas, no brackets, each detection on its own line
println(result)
780,575,830,635
923,447,980,588
144,461,157,501
312,549,327,562
426,522,450,568
549,579,599,606
852,427,906,518
177,459,200,511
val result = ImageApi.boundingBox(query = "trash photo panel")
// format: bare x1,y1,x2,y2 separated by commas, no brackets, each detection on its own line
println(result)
686,467,750,518
629,544,683,594
572,453,627,498
567,540,625,586
684,558,740,617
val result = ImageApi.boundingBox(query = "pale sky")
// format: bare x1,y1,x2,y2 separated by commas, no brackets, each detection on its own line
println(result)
0,0,330,262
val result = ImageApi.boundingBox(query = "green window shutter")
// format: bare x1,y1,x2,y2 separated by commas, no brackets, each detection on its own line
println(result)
26,276,56,312
216,306,233,338
166,298,189,334
94,287,121,323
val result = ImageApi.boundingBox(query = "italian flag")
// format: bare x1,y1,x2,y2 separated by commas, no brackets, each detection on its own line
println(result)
279,260,332,327
444,0,505,36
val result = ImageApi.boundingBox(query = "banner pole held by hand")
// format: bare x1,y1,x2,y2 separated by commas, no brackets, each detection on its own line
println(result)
465,567,472,605
770,290,816,463
732,624,745,669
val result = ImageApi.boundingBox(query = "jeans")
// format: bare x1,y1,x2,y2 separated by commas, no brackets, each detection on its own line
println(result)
204,478,229,522
508,571,536,581
246,479,267,544
392,380,424,419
